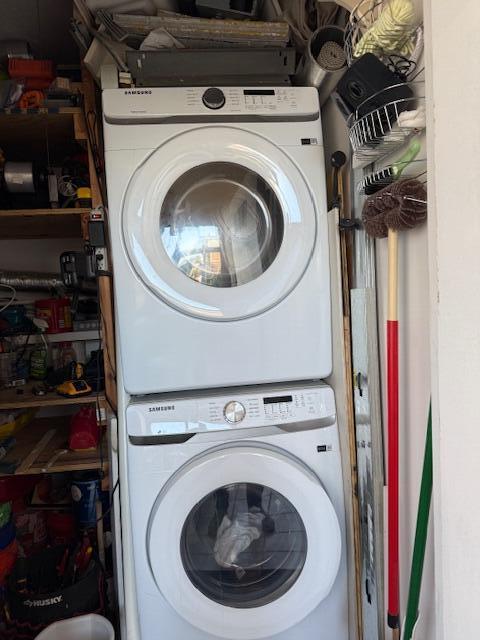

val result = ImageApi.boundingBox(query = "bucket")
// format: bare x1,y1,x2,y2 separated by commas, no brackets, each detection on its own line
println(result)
294,25,347,104
71,474,100,528
34,614,114,640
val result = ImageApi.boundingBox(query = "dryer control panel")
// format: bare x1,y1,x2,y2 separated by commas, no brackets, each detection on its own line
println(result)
103,86,320,124
127,384,336,440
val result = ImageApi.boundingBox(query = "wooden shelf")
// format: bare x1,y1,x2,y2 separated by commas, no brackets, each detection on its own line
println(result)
0,108,86,161
0,416,107,476
0,381,104,410
0,208,90,239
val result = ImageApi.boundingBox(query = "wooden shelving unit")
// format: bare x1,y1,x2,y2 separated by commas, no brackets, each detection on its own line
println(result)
0,208,91,239
0,73,116,479
0,416,107,477
0,108,87,158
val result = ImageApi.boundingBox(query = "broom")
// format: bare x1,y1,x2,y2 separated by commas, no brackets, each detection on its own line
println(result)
362,178,427,639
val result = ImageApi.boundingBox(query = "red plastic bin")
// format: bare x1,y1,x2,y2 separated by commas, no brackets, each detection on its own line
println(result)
8,58,55,90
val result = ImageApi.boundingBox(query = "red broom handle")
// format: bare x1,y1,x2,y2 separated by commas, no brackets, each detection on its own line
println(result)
387,229,400,634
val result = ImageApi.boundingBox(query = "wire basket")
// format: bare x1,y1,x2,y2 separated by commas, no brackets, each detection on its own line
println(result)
357,157,427,194
348,81,425,166
345,0,423,78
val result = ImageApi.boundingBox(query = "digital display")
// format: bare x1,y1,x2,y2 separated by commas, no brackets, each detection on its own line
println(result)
263,395,293,404
244,90,275,96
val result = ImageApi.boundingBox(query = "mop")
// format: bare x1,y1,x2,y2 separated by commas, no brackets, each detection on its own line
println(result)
362,178,427,639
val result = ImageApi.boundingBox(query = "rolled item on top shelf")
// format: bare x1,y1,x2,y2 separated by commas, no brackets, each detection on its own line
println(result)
294,25,347,105
112,12,290,47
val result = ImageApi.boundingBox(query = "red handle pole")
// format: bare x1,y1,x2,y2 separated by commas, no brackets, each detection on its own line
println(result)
387,319,400,631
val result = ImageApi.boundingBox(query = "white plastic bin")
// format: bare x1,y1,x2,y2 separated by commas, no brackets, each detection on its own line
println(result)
35,614,114,640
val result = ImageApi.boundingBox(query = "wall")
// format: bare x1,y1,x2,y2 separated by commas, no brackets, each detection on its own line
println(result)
425,0,480,637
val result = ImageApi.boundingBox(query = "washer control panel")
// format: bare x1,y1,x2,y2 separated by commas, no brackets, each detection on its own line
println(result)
127,385,336,439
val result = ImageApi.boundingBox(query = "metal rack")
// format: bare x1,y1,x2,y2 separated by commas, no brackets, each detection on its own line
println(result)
357,157,427,194
348,81,425,167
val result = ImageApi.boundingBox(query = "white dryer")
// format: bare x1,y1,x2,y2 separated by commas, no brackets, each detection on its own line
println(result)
102,87,332,394
123,383,348,639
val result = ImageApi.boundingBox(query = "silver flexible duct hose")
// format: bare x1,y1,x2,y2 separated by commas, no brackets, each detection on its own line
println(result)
0,271,65,291
0,271,98,295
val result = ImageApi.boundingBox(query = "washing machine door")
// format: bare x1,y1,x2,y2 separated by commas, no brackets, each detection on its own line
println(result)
122,126,318,320
147,445,341,639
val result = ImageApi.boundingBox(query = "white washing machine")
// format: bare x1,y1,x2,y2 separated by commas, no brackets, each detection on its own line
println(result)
122,382,348,639
102,87,332,394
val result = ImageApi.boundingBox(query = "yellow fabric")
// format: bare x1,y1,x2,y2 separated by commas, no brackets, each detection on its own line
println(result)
354,0,417,59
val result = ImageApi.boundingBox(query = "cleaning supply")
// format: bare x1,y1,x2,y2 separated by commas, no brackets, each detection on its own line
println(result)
397,105,426,130
403,404,433,640
362,178,427,639
363,138,421,194
354,0,417,60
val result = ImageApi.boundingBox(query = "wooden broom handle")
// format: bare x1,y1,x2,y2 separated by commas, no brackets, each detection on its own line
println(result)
388,229,398,321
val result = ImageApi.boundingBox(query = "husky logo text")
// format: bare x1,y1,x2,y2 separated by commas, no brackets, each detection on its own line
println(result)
24,596,63,607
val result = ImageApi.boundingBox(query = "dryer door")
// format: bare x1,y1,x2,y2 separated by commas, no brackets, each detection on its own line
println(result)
122,126,318,320
147,445,341,639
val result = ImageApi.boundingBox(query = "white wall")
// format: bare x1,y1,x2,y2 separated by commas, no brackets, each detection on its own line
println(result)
425,0,480,638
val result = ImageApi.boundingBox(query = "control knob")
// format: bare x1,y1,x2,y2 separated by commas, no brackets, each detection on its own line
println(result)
202,87,226,110
224,401,246,424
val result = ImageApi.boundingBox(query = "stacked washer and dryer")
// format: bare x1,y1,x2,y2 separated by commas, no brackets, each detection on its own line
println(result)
102,85,349,640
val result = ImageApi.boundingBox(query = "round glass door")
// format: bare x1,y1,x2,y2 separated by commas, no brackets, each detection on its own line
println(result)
181,482,307,608
147,445,341,639
122,127,318,320
161,163,284,288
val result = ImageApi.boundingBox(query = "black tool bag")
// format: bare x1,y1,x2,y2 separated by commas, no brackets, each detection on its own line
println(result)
4,545,105,640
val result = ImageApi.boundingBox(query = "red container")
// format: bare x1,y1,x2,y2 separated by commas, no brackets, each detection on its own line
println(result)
69,407,100,451
8,58,55,90
35,298,72,334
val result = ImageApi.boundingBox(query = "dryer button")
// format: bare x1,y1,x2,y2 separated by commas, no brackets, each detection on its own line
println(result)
202,87,226,110
224,401,246,424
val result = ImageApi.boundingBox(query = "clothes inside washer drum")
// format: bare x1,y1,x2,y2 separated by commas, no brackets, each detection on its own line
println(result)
180,482,308,609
